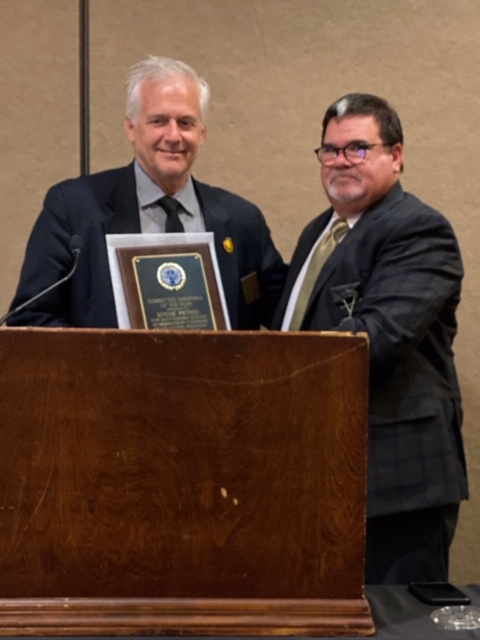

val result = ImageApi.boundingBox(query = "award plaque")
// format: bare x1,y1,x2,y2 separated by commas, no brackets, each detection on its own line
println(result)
115,243,228,330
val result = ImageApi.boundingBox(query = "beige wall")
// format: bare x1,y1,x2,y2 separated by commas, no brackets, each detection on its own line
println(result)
1,0,479,583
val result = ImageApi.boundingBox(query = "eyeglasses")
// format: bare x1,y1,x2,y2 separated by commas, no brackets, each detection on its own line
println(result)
314,142,392,166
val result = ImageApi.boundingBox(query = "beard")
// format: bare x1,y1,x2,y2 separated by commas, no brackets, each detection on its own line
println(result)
324,171,366,203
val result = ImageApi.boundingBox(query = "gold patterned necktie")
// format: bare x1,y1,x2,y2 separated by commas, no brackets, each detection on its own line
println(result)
288,218,349,331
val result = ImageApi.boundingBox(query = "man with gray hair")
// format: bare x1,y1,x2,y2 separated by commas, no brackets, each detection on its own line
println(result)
8,56,286,328
273,93,468,584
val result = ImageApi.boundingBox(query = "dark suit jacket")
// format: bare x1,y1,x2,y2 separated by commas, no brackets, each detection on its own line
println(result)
8,163,286,330
272,182,468,518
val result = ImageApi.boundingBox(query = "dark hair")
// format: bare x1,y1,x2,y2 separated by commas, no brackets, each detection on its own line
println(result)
321,93,403,146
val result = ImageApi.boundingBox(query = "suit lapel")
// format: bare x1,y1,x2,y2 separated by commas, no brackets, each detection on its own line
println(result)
273,212,331,326
102,163,141,235
307,182,406,304
292,214,331,279
193,179,239,321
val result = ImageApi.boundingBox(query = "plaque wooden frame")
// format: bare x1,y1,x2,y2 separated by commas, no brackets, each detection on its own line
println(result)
0,328,374,636
116,243,228,330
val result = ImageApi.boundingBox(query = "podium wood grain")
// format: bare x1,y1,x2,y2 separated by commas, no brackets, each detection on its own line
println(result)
0,328,373,635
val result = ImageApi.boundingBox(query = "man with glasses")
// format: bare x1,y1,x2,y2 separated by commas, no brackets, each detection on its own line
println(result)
272,93,468,585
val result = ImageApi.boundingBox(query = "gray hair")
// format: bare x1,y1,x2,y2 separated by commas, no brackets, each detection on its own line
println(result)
125,55,211,123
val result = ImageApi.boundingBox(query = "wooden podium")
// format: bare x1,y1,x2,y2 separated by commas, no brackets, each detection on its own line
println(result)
0,328,373,636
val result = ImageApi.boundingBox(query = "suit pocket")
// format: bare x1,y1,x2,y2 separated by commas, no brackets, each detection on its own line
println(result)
330,281,362,321
241,271,261,305
370,394,437,426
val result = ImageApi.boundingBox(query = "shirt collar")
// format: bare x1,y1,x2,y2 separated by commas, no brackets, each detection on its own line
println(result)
331,210,363,229
134,160,195,214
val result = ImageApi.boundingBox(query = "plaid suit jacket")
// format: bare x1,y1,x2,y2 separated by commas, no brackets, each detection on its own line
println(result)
272,181,468,518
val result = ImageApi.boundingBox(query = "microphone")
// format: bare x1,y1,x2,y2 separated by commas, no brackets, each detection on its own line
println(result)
0,234,83,326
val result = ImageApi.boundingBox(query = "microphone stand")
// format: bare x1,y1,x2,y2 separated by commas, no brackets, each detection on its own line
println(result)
0,246,81,327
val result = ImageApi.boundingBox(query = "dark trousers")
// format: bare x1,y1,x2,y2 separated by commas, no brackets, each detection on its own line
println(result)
365,504,460,585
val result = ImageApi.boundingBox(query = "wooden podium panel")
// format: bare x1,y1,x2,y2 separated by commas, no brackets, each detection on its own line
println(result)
0,328,373,636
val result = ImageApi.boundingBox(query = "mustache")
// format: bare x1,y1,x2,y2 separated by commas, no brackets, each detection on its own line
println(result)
328,170,360,181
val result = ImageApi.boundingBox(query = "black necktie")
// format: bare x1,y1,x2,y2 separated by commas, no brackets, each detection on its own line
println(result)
159,196,186,233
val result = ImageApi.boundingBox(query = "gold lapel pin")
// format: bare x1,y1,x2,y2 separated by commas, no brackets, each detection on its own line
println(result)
223,237,234,253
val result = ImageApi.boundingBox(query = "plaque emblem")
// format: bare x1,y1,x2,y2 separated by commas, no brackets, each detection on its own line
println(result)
157,262,187,291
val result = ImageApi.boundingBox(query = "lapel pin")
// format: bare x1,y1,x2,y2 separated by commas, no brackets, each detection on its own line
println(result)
223,237,234,253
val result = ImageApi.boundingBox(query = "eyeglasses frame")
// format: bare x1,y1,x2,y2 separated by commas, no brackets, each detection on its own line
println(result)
314,141,396,165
